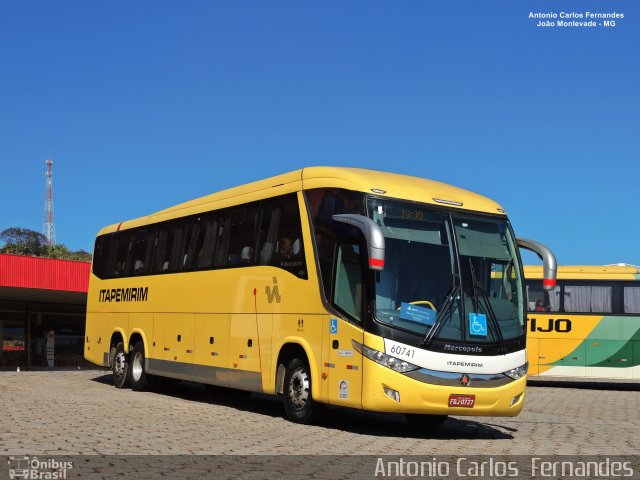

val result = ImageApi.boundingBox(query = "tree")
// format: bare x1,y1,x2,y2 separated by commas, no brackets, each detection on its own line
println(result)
45,243,71,259
0,227,92,262
66,249,92,262
45,244,92,262
0,227,48,256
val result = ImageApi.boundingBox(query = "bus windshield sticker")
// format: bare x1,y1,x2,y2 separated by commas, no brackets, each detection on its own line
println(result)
330,318,338,334
399,303,436,326
469,313,487,337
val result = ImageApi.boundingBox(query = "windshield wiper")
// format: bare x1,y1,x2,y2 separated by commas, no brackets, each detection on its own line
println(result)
420,283,459,348
468,259,506,354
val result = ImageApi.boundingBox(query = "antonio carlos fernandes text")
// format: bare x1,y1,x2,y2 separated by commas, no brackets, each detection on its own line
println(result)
374,457,634,478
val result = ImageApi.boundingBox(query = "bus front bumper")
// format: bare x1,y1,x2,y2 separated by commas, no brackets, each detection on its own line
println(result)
361,358,527,417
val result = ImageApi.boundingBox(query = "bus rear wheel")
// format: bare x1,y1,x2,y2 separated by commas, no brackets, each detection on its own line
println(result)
405,414,448,430
112,342,130,389
283,358,318,424
130,341,157,391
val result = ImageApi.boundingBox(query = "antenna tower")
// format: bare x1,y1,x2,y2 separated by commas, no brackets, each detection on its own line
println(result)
44,159,56,245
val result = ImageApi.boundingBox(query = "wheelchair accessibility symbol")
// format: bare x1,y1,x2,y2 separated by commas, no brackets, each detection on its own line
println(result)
469,313,487,337
330,318,338,334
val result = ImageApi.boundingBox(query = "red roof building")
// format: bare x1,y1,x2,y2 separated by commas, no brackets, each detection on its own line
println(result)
0,254,91,370
0,253,89,292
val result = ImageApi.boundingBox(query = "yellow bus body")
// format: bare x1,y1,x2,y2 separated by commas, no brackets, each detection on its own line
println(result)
85,167,527,419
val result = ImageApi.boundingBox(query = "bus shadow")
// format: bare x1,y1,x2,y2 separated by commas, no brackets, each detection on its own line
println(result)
90,373,514,440
91,373,285,418
317,410,514,440
528,379,640,391
90,372,113,384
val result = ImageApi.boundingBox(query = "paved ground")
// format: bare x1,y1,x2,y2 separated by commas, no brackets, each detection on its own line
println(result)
1,370,639,457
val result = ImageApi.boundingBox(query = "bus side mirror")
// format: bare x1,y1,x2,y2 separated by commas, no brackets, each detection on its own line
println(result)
332,214,385,271
517,238,557,291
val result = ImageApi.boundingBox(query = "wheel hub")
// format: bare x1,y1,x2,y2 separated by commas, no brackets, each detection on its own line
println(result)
288,368,309,408
131,351,143,381
114,352,127,376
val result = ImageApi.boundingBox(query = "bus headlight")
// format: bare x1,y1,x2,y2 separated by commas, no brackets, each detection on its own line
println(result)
352,340,419,373
503,362,528,380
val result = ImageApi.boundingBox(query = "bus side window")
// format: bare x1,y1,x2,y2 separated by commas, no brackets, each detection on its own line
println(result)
214,216,230,267
180,218,201,270
525,281,560,312
152,229,166,273
257,201,281,266
92,236,110,279
152,224,177,273
192,216,216,269
333,241,363,322
127,229,148,275
108,232,131,277
227,208,257,266
168,223,186,272
260,194,307,279
305,188,362,299
564,283,613,313
624,284,640,313
143,229,157,273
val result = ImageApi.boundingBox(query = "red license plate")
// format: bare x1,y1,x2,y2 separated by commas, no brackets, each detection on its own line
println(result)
448,394,476,408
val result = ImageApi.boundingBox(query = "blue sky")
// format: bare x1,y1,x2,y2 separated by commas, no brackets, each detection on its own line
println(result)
1,1,638,266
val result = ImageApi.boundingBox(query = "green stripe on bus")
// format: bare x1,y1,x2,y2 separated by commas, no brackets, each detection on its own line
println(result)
590,326,640,368
549,316,640,368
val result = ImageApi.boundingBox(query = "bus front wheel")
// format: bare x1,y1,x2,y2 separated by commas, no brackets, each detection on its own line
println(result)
130,341,157,391
112,342,130,389
283,358,318,424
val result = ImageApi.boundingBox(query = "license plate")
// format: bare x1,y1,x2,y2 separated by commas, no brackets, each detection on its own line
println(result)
448,394,476,408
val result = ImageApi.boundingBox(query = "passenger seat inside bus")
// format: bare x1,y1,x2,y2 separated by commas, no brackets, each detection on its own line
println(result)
241,246,253,264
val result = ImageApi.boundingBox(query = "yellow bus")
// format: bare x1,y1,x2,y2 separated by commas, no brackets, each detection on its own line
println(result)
525,264,640,379
84,167,556,426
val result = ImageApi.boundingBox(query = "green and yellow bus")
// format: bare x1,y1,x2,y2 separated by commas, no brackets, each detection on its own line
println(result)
525,264,640,379
84,167,556,426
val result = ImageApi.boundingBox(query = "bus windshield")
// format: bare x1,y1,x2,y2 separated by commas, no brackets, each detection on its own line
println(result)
368,198,524,346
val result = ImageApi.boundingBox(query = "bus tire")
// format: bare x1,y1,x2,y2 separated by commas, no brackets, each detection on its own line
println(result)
130,341,157,391
405,414,448,430
112,341,130,389
283,357,318,424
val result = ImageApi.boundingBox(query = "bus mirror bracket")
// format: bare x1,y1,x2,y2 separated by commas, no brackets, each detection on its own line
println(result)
517,238,558,291
332,214,385,271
